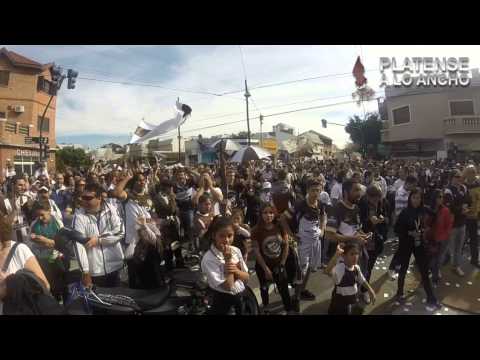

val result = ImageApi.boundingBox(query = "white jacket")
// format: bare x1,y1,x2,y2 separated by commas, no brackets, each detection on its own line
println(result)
72,201,125,277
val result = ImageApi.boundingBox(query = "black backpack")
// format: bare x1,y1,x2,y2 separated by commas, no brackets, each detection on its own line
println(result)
3,269,65,315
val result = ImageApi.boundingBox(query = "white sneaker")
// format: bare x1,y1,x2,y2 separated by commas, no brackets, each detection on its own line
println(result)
454,267,465,277
388,270,398,280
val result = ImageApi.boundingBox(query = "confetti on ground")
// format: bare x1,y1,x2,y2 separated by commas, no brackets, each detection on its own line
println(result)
477,298,480,302
382,267,387,270
403,308,410,312
384,293,389,298
407,271,411,274
445,282,451,286
375,267,380,270
394,301,401,306
467,281,473,285
405,302,413,306
422,299,426,304
408,289,415,293
455,283,460,288
434,312,442,315
443,307,449,312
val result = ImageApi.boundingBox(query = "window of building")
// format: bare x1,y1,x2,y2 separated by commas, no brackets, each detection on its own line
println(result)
19,125,29,136
37,116,49,132
5,122,17,133
0,111,6,119
0,71,10,86
37,76,51,94
392,106,410,125
450,100,474,116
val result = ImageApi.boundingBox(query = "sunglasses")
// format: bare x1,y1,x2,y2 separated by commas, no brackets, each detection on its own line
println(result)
81,195,96,201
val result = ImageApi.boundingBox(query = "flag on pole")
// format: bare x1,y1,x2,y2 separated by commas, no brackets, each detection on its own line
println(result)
129,99,192,144
352,56,367,88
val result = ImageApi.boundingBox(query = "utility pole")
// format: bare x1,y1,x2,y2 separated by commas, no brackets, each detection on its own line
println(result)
259,114,264,147
244,79,251,146
177,126,182,163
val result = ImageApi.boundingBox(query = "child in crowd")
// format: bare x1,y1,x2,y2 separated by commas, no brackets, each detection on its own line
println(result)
200,216,250,315
231,208,251,263
325,242,376,315
194,194,215,253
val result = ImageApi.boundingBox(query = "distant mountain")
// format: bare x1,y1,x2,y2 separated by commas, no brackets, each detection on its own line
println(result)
57,134,130,149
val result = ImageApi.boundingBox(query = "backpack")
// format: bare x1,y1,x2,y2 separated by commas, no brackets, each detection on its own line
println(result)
3,269,65,315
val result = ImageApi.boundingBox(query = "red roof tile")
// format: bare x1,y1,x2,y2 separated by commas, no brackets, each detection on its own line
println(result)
0,47,45,70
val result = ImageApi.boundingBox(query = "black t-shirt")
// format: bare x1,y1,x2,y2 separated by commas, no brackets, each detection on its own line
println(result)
329,201,361,237
251,223,286,267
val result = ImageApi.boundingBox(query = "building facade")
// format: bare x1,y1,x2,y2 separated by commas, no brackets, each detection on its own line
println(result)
380,69,480,159
0,48,57,175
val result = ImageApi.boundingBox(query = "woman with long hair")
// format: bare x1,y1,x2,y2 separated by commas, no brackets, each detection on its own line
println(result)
424,189,454,287
0,213,50,314
394,187,440,310
251,202,294,314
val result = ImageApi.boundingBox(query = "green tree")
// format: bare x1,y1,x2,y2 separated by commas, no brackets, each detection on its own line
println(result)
56,147,93,172
345,112,382,158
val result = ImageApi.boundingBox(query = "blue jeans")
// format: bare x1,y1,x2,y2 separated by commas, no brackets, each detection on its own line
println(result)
179,210,194,246
430,241,450,283
445,226,466,267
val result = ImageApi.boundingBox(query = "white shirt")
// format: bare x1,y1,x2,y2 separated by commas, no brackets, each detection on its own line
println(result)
393,179,405,193
123,199,152,259
0,242,35,315
34,168,49,180
330,182,343,202
201,245,248,295
395,186,410,217
72,202,125,277
319,191,331,206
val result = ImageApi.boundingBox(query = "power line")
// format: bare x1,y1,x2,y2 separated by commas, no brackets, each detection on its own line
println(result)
219,69,379,95
77,76,227,97
145,97,380,142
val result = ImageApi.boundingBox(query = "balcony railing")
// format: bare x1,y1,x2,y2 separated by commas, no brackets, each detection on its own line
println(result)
444,116,480,135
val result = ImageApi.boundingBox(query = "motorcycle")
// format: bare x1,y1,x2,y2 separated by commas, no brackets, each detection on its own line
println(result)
58,229,259,315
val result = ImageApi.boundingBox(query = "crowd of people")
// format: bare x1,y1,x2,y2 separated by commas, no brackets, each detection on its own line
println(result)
0,155,478,315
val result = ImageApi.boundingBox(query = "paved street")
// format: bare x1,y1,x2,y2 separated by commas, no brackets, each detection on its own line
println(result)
247,238,478,315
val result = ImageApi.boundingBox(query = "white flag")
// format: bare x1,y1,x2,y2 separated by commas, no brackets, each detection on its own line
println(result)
129,118,156,144
129,100,192,144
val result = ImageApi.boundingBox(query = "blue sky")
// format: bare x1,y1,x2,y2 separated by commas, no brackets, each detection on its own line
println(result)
4,45,480,148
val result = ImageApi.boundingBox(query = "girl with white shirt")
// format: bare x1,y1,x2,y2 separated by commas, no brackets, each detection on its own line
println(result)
201,216,250,315
0,214,50,315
